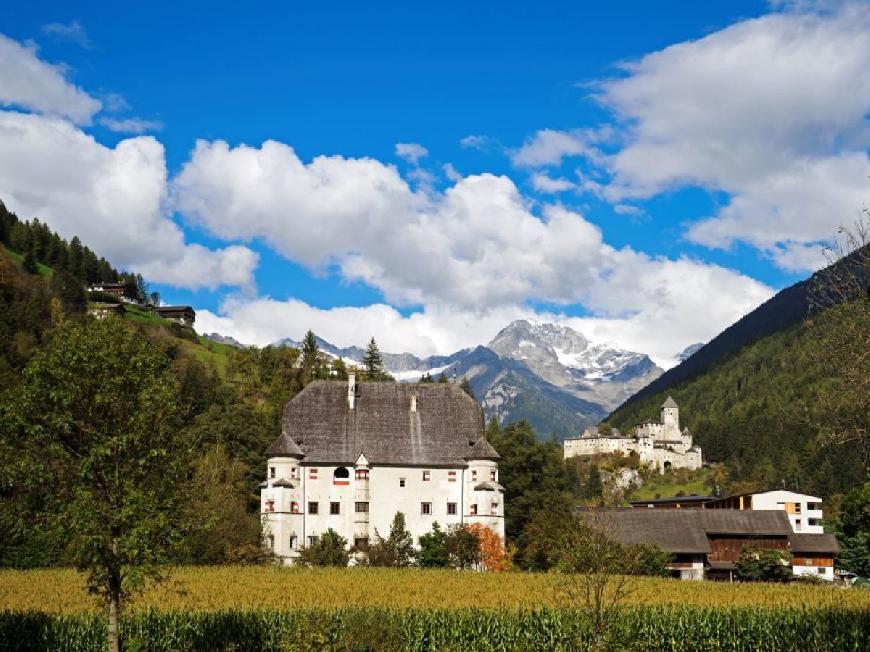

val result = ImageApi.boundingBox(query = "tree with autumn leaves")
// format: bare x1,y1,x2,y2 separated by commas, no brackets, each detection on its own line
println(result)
465,524,511,572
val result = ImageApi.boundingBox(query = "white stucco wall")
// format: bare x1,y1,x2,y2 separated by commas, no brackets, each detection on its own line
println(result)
262,457,504,564
750,491,824,533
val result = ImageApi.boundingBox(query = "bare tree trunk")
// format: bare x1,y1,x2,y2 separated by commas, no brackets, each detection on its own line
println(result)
107,591,120,652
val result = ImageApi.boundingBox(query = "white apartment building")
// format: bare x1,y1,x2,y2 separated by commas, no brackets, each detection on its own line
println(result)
261,376,504,564
709,489,825,534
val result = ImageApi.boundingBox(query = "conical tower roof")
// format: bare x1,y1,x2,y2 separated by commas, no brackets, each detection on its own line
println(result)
265,432,305,458
465,436,500,460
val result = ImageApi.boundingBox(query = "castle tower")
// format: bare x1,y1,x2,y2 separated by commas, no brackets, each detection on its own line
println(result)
262,432,306,564
464,436,504,541
661,396,679,435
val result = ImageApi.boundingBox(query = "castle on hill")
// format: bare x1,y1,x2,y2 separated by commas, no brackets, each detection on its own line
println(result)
563,396,703,471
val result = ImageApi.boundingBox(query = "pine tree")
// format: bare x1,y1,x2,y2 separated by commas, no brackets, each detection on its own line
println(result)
135,274,148,304
361,337,385,380
586,464,603,502
21,248,38,274
460,377,475,399
301,330,322,382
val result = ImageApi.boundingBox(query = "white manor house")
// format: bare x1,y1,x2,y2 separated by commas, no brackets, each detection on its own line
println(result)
563,396,703,471
261,376,504,564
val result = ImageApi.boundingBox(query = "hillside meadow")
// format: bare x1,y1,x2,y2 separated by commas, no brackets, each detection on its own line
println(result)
2,566,869,614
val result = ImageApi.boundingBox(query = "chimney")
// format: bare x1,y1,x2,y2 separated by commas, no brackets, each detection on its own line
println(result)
348,373,356,410
410,394,417,412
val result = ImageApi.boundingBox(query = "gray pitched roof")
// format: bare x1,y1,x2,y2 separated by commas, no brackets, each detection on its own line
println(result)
266,432,305,458
474,480,505,492
661,396,679,409
583,509,792,554
279,380,487,466
789,533,840,554
466,437,500,460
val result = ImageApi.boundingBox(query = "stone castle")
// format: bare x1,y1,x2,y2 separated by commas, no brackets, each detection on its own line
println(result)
563,396,702,471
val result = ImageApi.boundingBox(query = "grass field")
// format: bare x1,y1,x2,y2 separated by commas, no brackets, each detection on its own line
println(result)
629,468,713,500
1,244,53,278
2,567,868,615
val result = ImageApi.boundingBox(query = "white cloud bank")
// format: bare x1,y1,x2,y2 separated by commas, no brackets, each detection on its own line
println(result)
176,139,772,363
0,33,101,124
0,111,257,289
517,3,870,272
0,33,257,290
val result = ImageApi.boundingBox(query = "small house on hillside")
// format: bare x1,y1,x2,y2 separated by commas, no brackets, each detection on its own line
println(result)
88,282,137,302
87,303,126,319
155,305,196,325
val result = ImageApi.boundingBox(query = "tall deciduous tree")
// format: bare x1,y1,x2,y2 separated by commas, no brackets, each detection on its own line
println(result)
1,318,187,652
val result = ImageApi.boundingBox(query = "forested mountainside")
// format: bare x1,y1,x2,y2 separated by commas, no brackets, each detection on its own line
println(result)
605,249,870,496
616,245,869,409
0,204,312,567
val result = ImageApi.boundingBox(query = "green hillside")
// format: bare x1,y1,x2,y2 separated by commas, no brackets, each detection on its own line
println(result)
605,307,866,498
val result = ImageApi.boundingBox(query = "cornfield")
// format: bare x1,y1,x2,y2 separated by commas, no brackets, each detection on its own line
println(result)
1,567,868,613
1,606,867,651
1,568,868,650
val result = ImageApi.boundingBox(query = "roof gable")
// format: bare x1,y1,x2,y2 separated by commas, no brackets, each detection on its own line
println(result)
279,381,488,466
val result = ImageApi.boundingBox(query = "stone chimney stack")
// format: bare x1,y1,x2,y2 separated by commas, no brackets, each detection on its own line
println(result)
348,373,356,410
410,394,417,412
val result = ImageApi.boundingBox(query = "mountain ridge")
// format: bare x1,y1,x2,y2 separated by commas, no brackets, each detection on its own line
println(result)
273,319,664,438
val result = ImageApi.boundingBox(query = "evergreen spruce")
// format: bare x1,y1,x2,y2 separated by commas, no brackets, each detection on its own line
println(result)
361,337,386,380
301,329,320,382
21,249,38,274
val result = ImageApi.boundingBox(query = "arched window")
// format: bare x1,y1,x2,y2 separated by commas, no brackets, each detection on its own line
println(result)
333,467,350,486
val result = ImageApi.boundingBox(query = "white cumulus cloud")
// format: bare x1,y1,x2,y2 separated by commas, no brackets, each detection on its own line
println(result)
0,33,101,124
0,111,257,290
395,142,428,164
587,2,870,271
173,139,613,309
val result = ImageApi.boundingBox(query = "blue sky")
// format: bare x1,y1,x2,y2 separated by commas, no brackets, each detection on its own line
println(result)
1,1,868,364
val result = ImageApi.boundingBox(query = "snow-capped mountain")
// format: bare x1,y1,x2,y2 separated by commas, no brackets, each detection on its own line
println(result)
676,342,704,362
274,320,663,439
